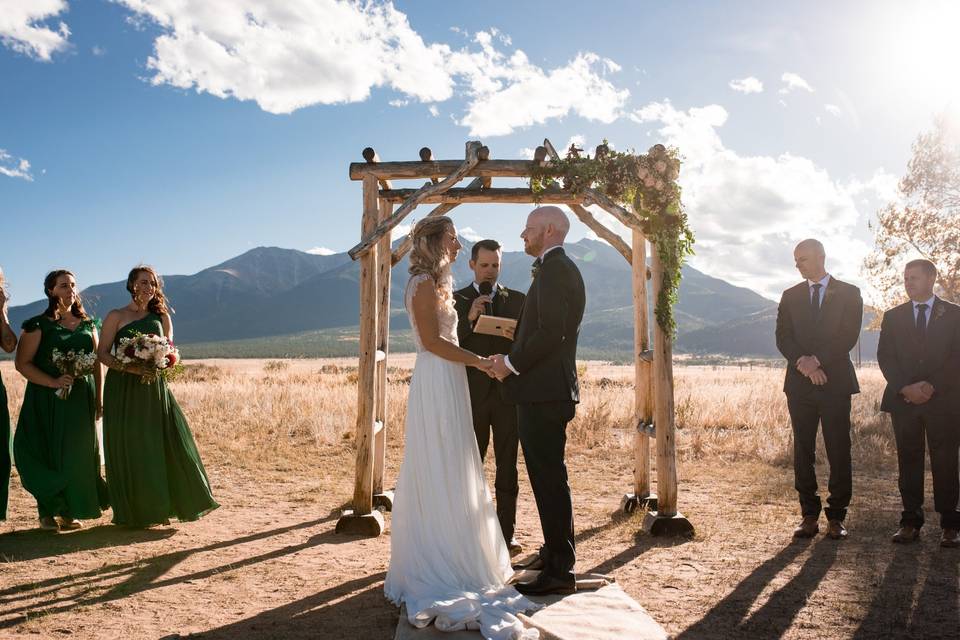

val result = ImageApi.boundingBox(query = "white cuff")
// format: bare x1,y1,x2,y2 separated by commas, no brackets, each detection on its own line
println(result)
504,355,519,376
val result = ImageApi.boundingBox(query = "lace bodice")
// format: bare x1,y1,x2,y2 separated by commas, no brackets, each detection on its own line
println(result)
405,274,458,352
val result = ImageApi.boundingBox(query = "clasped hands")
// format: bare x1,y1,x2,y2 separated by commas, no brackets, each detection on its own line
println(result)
796,355,827,386
474,354,512,381
901,381,935,405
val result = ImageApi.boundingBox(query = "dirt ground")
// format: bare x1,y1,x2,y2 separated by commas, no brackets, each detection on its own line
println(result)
1,362,958,639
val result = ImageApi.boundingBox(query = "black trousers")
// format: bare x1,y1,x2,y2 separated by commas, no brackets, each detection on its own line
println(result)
786,391,853,521
471,391,520,542
890,410,960,529
517,400,576,580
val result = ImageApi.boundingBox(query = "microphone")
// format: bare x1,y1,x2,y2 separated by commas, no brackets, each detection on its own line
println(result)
478,281,494,316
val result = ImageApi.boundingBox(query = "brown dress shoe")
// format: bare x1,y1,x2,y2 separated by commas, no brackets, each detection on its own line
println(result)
940,528,960,548
827,520,848,540
38,516,59,531
892,525,920,543
57,517,83,531
793,516,819,538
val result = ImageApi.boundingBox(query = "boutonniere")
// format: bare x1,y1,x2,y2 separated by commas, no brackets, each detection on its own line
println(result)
531,258,542,280
497,287,509,301
933,303,946,321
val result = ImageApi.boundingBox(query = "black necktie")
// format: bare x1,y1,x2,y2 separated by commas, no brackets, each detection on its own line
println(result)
916,303,929,340
810,283,823,317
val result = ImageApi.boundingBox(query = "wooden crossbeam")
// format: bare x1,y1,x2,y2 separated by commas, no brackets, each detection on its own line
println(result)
348,141,482,260
361,147,394,191
541,139,642,230
390,177,483,265
377,187,586,205
568,204,632,264
349,159,538,181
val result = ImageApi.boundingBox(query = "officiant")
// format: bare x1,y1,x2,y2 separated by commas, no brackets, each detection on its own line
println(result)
454,239,526,556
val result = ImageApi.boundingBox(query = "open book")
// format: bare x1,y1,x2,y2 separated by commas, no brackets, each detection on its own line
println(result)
474,314,517,339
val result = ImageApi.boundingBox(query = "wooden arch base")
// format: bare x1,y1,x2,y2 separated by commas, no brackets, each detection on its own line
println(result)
642,511,695,537
335,509,385,536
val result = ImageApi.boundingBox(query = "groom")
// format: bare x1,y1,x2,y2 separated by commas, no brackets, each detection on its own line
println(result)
490,206,586,596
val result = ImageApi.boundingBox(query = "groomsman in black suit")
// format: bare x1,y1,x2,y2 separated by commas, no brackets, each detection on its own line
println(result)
877,259,960,547
776,239,863,540
489,206,586,596
453,239,526,556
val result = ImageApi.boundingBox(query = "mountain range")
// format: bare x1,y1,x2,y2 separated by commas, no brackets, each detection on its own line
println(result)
6,238,879,360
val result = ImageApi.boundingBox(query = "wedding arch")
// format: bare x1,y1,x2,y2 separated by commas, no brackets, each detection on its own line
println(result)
336,139,694,538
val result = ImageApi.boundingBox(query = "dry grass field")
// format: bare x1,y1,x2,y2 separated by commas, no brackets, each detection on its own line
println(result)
0,357,957,639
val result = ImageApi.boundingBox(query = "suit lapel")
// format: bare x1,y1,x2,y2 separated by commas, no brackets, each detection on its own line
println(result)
815,277,839,323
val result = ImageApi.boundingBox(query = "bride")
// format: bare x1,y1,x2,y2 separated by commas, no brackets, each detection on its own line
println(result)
385,216,541,640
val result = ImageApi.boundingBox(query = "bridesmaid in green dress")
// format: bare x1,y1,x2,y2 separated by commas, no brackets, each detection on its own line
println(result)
98,265,218,528
1,268,19,522
13,270,108,531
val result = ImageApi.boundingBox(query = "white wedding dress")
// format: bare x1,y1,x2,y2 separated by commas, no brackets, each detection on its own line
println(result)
385,274,541,640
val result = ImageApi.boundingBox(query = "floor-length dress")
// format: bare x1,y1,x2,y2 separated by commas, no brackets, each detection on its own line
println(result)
13,315,108,520
1,370,10,520
103,313,218,527
384,274,540,640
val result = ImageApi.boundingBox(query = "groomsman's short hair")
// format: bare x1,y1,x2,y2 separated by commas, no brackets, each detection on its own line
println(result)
471,239,502,261
905,259,937,278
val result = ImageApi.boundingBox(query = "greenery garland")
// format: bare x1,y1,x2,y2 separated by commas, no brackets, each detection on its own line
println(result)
530,142,695,337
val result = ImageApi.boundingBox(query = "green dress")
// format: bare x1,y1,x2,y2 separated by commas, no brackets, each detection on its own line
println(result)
1,370,10,520
13,315,108,520
103,313,218,527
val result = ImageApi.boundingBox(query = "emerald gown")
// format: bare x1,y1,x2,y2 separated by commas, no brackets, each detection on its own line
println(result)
103,313,218,527
13,315,108,520
1,370,10,520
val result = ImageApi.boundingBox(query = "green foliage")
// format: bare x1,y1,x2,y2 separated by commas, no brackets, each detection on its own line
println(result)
530,141,695,337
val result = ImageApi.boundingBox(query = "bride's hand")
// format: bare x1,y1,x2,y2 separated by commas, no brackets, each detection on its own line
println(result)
473,357,495,376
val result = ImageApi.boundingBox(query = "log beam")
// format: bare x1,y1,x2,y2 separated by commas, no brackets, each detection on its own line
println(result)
568,204,632,264
348,141,482,260
337,173,384,537
361,147,393,191
372,198,392,505
349,159,542,181
377,187,586,205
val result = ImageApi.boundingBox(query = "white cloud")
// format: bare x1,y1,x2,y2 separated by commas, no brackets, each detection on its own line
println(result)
388,98,409,107
0,0,71,61
729,76,763,94
779,72,814,94
457,226,484,242
92,45,106,56
428,105,439,117
114,3,629,136
0,149,35,181
306,246,336,255
518,147,536,159
824,103,842,117
631,100,883,298
392,223,412,242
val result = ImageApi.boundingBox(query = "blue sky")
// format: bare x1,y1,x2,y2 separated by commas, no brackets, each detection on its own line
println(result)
1,0,958,304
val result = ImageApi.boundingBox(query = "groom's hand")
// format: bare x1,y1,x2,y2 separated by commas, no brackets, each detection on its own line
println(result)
489,354,512,381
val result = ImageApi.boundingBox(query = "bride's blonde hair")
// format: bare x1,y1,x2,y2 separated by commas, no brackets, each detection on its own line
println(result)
408,216,455,305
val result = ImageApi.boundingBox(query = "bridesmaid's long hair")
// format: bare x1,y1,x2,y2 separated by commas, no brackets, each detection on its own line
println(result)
126,265,171,316
408,216,455,305
43,269,89,320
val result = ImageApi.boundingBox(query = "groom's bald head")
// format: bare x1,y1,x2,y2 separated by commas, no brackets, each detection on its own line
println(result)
522,206,570,257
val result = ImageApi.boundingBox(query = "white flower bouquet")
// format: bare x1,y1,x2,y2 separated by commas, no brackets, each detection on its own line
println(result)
51,348,98,399
116,332,182,384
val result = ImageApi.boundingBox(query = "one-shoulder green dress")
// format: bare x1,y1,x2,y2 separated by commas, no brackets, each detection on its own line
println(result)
1,370,11,520
13,315,108,520
103,313,218,527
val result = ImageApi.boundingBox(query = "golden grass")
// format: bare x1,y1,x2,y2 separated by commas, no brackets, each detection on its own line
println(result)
0,357,894,476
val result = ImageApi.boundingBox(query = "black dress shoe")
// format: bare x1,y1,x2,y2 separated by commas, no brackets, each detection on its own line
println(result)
515,573,576,596
511,554,544,571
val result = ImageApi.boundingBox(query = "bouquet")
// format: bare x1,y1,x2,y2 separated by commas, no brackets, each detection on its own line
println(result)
116,332,182,384
51,348,98,399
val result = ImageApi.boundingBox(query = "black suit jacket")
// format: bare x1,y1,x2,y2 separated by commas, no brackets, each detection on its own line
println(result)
453,283,526,403
877,297,960,415
504,247,586,405
775,276,863,396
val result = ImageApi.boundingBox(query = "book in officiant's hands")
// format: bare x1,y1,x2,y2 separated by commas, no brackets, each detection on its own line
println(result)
474,314,517,340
